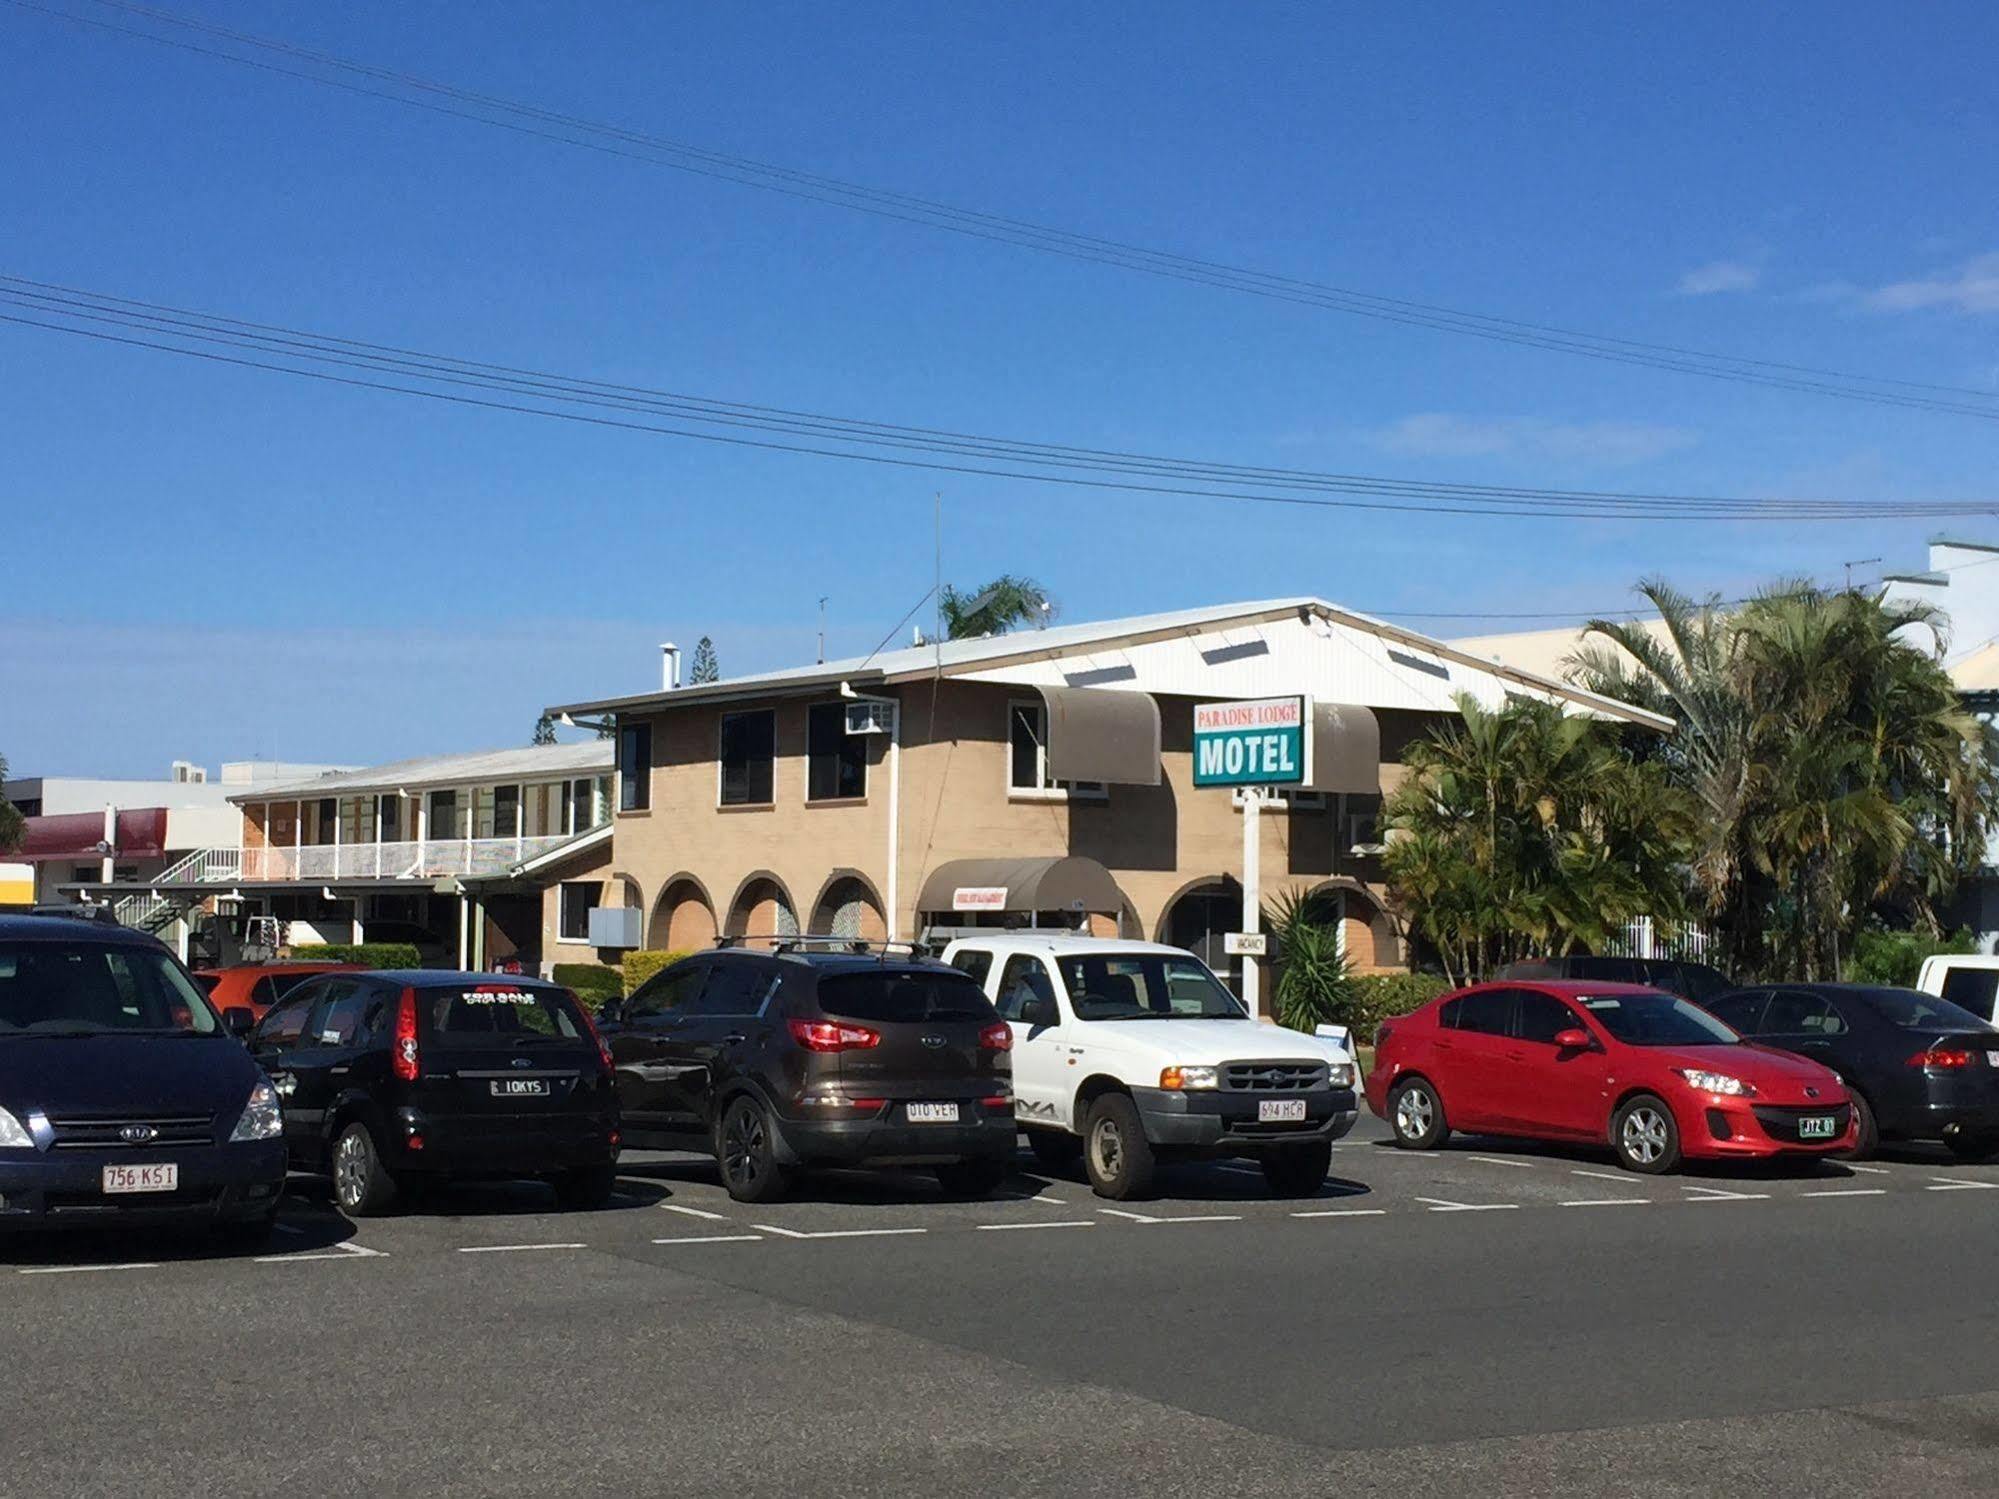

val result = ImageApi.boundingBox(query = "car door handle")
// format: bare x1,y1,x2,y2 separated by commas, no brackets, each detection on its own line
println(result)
330,1066,350,1076
720,1033,746,1046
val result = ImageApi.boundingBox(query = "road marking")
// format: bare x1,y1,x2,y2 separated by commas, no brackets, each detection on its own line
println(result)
254,1240,386,1264
1801,1188,1886,1198
1559,1198,1650,1208
1681,1186,1770,1201
1844,1164,1892,1175
1414,1197,1519,1212
1097,1208,1156,1222
658,1203,733,1221
1291,1207,1389,1219
1571,1169,1637,1184
18,1261,158,1276
1926,1179,1999,1192
651,1234,764,1245
1465,1155,1535,1169
458,1242,587,1254
1144,1214,1244,1225
752,1225,928,1239
975,1220,1095,1232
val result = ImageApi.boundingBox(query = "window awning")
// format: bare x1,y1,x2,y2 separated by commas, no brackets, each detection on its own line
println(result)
916,856,1127,916
1037,685,1160,786
14,808,170,863
1304,702,1381,795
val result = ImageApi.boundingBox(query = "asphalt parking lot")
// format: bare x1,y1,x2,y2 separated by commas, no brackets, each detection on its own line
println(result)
11,1115,1999,1497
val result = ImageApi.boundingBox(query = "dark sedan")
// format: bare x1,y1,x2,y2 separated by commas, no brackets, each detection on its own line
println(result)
0,916,288,1242
1707,983,1999,1159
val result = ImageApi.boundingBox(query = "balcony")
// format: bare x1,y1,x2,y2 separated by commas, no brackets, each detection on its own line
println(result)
240,835,579,883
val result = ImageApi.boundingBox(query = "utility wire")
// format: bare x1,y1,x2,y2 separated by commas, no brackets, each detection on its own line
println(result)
5,275,1996,525
15,0,1999,424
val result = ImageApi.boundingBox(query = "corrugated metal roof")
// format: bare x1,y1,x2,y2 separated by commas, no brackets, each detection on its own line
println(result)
232,741,613,802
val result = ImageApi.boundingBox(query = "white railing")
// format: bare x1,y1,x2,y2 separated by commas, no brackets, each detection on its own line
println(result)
241,836,576,882
1605,916,1713,965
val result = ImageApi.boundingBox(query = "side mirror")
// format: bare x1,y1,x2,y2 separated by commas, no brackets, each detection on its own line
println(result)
1553,1027,1592,1052
223,1008,256,1037
1021,995,1058,1029
596,1000,623,1027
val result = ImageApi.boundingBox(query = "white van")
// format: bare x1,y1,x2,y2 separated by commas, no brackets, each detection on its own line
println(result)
1916,954,1999,1027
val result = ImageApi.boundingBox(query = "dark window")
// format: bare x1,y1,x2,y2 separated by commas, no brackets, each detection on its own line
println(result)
1578,992,1739,1046
427,789,459,839
1442,988,1514,1036
250,975,284,1009
1704,990,1770,1034
950,949,994,987
692,960,775,1017
493,785,520,838
0,941,218,1035
719,710,775,805
995,955,1057,1022
1940,967,1999,1022
627,963,706,1020
421,983,584,1040
1851,987,1994,1032
1759,990,1847,1036
254,991,317,1047
314,798,337,846
378,794,401,842
815,971,996,1024
1515,990,1581,1044
303,981,377,1048
1009,702,1046,792
562,777,598,833
619,723,652,812
1059,954,1243,1020
807,703,867,801
559,881,601,943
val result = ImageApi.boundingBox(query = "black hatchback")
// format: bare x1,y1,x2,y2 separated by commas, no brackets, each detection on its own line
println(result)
247,971,620,1216
597,941,1017,1202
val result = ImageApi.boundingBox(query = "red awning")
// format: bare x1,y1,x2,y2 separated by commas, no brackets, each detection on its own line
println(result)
15,808,171,862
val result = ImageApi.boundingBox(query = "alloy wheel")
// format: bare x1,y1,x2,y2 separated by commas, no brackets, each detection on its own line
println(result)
1395,1087,1433,1141
723,1105,765,1190
1621,1106,1669,1166
334,1132,369,1208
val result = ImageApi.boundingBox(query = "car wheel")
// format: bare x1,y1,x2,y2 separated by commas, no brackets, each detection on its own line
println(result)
553,1167,619,1211
1841,1091,1879,1161
1025,1129,1083,1169
717,1096,790,1204
934,1159,1009,1197
1612,1094,1682,1174
331,1122,398,1218
1260,1142,1333,1198
1083,1093,1157,1200
1388,1078,1448,1150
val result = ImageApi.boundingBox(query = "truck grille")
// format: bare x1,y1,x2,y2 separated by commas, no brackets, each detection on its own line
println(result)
47,1114,216,1149
1223,1061,1328,1092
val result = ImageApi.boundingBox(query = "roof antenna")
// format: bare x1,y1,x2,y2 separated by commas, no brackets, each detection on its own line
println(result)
934,492,944,679
817,596,828,664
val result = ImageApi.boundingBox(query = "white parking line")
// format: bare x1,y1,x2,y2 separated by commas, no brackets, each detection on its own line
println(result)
254,1240,386,1264
1464,1155,1535,1169
651,1234,764,1245
1571,1169,1637,1184
1801,1188,1886,1198
1291,1207,1388,1219
1844,1164,1892,1175
1681,1186,1770,1202
458,1242,587,1254
1097,1208,1155,1222
658,1203,733,1221
18,1261,158,1276
1414,1197,1519,1213
1145,1214,1244,1225
975,1220,1095,1232
1559,1199,1650,1209
1926,1179,1999,1192
752,1225,928,1240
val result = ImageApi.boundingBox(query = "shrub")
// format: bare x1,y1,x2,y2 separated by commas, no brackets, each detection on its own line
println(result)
622,948,693,996
552,962,623,1009
1849,927,1978,988
1347,971,1453,1039
293,942,423,969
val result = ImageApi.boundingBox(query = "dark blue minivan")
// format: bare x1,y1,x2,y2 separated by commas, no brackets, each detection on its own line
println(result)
0,915,287,1244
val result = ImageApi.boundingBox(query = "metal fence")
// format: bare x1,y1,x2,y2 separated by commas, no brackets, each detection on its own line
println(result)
1602,916,1714,964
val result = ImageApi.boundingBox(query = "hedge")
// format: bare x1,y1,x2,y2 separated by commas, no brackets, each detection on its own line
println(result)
621,949,693,996
1347,972,1453,1038
293,942,423,969
552,963,624,1009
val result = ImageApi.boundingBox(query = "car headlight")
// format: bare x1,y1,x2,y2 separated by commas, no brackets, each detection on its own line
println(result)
229,1082,284,1142
0,1107,33,1149
1676,1068,1755,1098
1327,1061,1355,1088
1159,1065,1220,1090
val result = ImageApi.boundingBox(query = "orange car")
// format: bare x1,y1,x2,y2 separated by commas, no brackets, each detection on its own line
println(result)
195,962,368,1020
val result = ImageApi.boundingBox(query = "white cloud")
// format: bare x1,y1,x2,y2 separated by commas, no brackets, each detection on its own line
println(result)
1676,260,1761,296
1863,252,1999,314
1369,414,1699,469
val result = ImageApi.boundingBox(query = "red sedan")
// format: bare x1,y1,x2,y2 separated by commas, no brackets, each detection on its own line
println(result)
1365,981,1853,1173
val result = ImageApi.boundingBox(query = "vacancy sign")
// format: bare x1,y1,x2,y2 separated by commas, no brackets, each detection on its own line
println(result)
1193,696,1309,787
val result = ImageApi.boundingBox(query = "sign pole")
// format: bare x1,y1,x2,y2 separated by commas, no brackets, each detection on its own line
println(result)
1241,785,1262,1020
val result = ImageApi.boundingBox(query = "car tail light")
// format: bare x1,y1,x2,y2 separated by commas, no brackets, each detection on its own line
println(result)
1909,1047,1975,1069
849,1096,886,1111
393,986,420,1082
981,1095,1011,1110
978,1021,1013,1052
787,1018,880,1052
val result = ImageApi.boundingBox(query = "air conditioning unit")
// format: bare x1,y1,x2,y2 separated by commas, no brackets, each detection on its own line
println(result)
845,701,892,736
170,760,207,783
1347,813,1386,855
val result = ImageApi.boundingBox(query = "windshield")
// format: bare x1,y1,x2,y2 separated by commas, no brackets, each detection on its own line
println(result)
0,941,220,1035
1578,991,1737,1047
1059,954,1246,1021
1853,987,1995,1033
818,971,996,1024
423,984,585,1042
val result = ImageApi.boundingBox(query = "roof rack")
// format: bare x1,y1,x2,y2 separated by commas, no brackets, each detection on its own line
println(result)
715,932,937,960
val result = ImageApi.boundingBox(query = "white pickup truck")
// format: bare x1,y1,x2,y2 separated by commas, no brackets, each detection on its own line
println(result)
939,934,1360,1199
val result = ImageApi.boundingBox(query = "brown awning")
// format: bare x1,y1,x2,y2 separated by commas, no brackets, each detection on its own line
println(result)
1304,702,1381,795
916,856,1126,916
1038,685,1160,786
16,808,170,862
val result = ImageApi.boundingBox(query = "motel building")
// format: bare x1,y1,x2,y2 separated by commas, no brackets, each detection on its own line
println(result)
546,598,1669,995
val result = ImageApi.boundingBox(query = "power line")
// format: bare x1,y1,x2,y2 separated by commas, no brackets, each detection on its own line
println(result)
16,0,1999,425
6,273,1997,527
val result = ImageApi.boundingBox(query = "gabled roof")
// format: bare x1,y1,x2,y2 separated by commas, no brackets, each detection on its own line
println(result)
232,741,613,803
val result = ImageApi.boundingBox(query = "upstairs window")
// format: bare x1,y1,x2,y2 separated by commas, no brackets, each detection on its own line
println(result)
719,710,775,806
493,785,520,838
1007,700,1105,800
558,880,601,943
807,702,867,801
618,723,652,812
427,789,462,840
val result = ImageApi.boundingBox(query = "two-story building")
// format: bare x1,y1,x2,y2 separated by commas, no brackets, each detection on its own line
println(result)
547,597,1671,992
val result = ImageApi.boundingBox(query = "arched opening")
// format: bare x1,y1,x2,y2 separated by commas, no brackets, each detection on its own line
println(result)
809,874,886,941
649,875,718,953
725,874,798,939
1158,877,1243,992
1307,879,1396,972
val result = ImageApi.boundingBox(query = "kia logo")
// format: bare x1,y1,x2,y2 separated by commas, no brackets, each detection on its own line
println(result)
119,1124,158,1144
921,1035,946,1049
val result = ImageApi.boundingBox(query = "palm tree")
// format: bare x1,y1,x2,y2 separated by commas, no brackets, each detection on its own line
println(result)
939,576,1054,639
0,753,21,854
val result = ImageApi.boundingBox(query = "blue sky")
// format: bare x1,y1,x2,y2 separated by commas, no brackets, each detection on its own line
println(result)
4,2,1997,777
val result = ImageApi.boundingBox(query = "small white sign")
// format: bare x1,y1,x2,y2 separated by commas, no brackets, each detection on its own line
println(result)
1224,931,1268,957
952,886,1009,912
